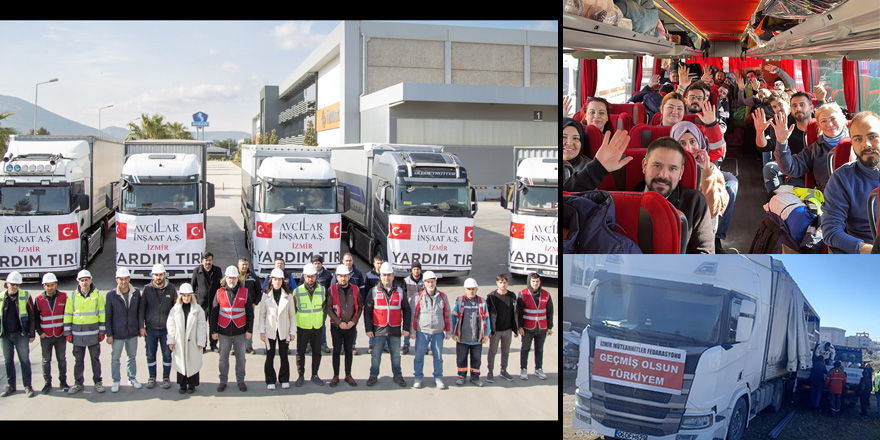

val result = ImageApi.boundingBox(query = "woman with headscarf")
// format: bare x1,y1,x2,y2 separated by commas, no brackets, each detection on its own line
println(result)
562,118,631,192
670,121,729,222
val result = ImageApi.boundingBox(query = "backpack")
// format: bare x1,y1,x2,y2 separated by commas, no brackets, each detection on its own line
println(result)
563,191,642,254
749,210,822,254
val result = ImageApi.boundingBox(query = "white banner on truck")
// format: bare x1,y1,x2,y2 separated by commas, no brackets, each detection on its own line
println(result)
386,214,474,272
252,213,341,271
0,213,80,273
509,213,558,271
115,213,205,271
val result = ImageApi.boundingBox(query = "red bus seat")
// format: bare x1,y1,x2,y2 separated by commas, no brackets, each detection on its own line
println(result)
584,124,605,159
608,191,687,254
629,124,672,149
610,112,633,134
869,186,879,241
608,103,648,125
651,113,702,126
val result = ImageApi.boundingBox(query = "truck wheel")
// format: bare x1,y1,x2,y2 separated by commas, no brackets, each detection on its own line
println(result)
727,397,747,440
80,239,89,270
346,224,356,253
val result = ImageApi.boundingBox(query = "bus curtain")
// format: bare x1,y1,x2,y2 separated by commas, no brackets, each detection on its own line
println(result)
581,59,598,106
801,60,811,91
842,57,857,117
634,57,643,93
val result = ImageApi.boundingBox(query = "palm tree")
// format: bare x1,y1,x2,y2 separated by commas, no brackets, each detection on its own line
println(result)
0,110,18,157
126,113,169,140
166,122,194,140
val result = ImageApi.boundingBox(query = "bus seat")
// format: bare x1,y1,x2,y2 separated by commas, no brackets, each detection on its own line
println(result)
608,191,687,254
611,112,634,134
609,103,648,125
585,123,605,159
651,113,702,126
629,124,672,149
869,186,878,240
830,138,853,172
597,148,697,192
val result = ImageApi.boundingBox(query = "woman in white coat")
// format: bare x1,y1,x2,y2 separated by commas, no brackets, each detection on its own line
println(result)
259,268,297,390
166,283,207,394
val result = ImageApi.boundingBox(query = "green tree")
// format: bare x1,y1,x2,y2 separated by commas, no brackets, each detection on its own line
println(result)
27,127,50,135
167,122,194,140
303,119,317,146
126,113,168,140
258,129,278,145
0,110,18,157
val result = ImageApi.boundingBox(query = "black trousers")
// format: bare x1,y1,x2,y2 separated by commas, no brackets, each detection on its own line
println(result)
265,331,290,384
520,331,547,370
296,327,322,377
330,325,356,377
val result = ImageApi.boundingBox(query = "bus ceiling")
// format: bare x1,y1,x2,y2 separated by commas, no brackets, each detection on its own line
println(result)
563,0,879,61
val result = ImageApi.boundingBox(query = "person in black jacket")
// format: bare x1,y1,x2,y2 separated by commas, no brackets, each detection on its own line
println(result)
237,257,262,355
486,274,517,383
190,252,223,352
138,264,178,390
857,366,873,419
562,118,632,192
809,354,826,410
105,267,142,392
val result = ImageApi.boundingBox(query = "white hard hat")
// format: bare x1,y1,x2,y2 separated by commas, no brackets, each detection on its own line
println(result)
379,262,394,275
225,266,240,278
115,267,131,278
77,270,92,280
41,273,58,284
335,264,350,276
179,283,194,294
151,263,166,275
464,278,478,288
302,263,317,276
422,271,437,280
6,272,22,284
270,268,285,279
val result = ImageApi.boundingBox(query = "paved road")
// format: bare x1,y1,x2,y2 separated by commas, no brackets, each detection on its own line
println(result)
0,161,557,420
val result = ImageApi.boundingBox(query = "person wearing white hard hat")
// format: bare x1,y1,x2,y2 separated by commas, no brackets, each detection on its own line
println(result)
516,273,553,381
64,269,106,394
364,262,411,387
327,264,362,387
331,253,365,356
166,283,207,394
2,271,36,397
211,265,254,392
401,261,424,355
309,254,333,356
190,252,224,352
410,270,451,390
139,263,178,390
105,267,143,392
451,278,491,387
258,268,297,390
237,257,263,355
34,272,70,393
292,262,328,387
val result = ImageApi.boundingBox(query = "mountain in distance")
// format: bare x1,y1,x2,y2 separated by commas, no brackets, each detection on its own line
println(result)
0,94,249,144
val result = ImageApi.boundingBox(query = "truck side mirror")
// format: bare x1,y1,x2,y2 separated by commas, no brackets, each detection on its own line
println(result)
251,183,261,212
339,186,351,213
470,187,478,216
501,183,513,210
207,183,216,210
105,182,115,211
78,194,90,211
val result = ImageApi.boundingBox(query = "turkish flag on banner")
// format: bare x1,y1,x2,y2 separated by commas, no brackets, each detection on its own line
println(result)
58,223,79,241
388,223,412,240
464,226,474,242
187,223,204,240
256,221,272,239
330,222,341,239
116,222,127,240
510,222,525,239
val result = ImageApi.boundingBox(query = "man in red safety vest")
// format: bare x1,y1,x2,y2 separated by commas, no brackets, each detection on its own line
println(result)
34,273,69,394
211,265,254,392
516,273,553,381
364,262,411,387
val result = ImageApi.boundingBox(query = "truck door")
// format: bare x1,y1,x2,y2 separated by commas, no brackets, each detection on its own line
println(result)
372,181,392,259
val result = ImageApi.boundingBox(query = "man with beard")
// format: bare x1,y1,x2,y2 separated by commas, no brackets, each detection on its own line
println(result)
634,137,714,254
820,111,880,254
759,92,813,192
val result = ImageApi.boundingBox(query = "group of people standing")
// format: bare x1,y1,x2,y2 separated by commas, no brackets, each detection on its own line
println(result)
0,252,554,397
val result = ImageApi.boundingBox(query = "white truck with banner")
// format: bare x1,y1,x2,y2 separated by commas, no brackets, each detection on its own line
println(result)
329,144,477,278
573,255,819,440
1,135,123,280
115,140,214,279
240,144,349,279
501,147,557,278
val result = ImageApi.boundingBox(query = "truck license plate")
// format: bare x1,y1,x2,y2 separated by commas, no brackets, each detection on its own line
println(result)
614,430,647,440
543,270,557,277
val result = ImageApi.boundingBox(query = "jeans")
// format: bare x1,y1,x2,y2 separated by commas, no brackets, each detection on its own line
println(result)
370,335,401,378
218,333,247,384
715,171,738,240
456,343,482,379
40,335,67,386
145,328,172,379
810,378,824,408
763,161,806,193
413,332,445,381
520,331,547,370
487,329,513,373
2,332,32,388
110,337,138,383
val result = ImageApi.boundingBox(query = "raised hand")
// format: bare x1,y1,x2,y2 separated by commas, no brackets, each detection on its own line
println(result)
594,129,633,173
768,110,795,144
563,95,572,116
813,82,827,101
648,74,661,88
696,99,717,125
678,65,692,89
763,64,778,74
753,107,772,133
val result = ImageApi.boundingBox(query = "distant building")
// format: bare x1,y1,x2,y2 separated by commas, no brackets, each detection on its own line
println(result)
845,332,874,349
820,327,847,347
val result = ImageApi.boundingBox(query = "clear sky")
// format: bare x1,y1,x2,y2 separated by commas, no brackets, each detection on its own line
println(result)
0,20,557,135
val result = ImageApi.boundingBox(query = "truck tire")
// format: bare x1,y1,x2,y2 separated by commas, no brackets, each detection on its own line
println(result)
727,397,747,440
80,239,89,270
346,224,356,254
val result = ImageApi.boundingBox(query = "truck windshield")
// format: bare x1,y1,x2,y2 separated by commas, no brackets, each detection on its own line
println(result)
122,183,198,214
0,186,71,215
516,185,557,215
398,185,469,215
264,186,335,214
591,273,726,346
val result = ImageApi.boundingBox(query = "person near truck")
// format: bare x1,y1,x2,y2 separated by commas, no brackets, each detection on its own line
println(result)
212,266,255,392
293,263,328,387
34,272,70,394
874,367,880,416
238,257,263,355
808,354,827,410
451,278,491,387
409,270,450,390
307,255,333,355
517,273,553,381
364,262,411,388
1,271,36,398
857,366,874,420
166,283,207,394
327,264,362,387
190,251,223,352
486,273,517,383
258,269,297,390
401,262,424,355
825,360,846,418
64,270,106,395
105,267,143,393
139,263,178,390
332,253,365,355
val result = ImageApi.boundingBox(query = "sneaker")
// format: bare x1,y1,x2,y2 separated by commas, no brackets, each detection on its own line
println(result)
311,375,325,386
41,383,52,394
68,384,84,395
352,348,359,356
295,376,305,387
401,346,409,355
413,379,423,389
470,378,484,387
367,376,378,386
161,378,172,389
499,370,514,382
437,379,447,390
456,377,465,386
146,377,156,389
486,372,494,383
281,382,290,389
321,344,331,353
520,370,528,380
535,369,547,380
246,346,256,354
129,379,143,389
112,382,120,393
187,388,194,394
60,382,71,393
267,383,276,390
2,386,15,397
94,383,106,393
25,386,34,398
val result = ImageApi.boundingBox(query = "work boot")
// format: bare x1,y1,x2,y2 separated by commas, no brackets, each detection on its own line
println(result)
41,383,52,394
2,386,15,397
329,376,339,387
25,386,34,398
344,375,357,387
367,376,378,386
393,376,407,387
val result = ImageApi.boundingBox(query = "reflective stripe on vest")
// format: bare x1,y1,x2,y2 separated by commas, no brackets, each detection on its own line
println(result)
330,284,358,322
0,290,30,335
452,295,486,341
520,288,549,330
36,292,66,337
295,284,325,329
372,286,402,328
64,289,104,338
217,287,248,328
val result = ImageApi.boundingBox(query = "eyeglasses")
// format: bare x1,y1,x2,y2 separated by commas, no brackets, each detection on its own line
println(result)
686,95,706,101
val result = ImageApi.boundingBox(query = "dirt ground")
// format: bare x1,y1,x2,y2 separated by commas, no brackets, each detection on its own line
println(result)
563,369,880,440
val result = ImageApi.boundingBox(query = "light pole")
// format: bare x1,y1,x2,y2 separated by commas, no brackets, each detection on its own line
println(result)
98,104,114,132
33,78,59,134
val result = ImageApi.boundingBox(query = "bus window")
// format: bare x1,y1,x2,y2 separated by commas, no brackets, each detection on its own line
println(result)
812,59,845,111
639,55,655,91
595,58,633,103
858,60,880,114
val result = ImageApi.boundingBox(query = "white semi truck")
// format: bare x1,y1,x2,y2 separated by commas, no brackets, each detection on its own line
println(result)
501,147,557,278
115,140,214,279
0,135,123,279
329,144,477,278
241,144,349,279
573,255,819,440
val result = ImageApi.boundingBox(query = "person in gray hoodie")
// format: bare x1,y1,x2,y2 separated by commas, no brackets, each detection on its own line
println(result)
409,271,451,390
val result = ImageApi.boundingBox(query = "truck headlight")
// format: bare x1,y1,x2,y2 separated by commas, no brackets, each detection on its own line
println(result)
575,390,591,423
680,414,713,429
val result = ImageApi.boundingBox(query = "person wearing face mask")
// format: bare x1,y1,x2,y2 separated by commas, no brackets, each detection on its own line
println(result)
773,102,850,192
562,118,632,192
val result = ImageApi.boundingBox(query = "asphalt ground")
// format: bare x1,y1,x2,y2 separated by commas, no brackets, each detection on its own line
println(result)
0,161,557,421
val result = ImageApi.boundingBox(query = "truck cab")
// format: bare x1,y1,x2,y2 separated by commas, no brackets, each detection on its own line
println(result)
502,155,558,278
